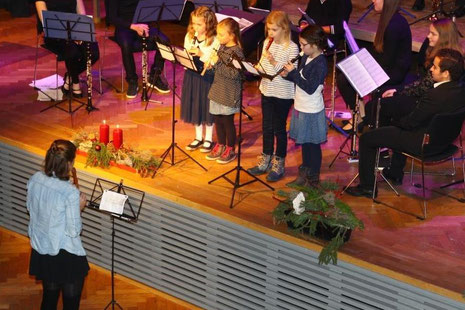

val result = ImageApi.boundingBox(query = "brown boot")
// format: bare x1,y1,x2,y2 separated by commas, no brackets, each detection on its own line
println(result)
305,172,320,188
286,165,308,187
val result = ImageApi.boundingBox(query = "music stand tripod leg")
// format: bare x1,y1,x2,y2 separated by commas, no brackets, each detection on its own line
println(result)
208,104,274,209
151,52,207,178
103,216,123,310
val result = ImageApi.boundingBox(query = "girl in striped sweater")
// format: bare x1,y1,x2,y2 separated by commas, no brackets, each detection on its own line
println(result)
247,11,299,182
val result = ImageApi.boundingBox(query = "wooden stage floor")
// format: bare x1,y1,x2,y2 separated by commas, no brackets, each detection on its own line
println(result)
1,1,465,305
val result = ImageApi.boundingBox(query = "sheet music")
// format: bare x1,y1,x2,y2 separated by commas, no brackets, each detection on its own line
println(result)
337,48,389,97
99,190,128,215
156,42,176,62
232,59,242,69
174,47,197,71
215,13,252,31
242,61,260,75
358,48,389,87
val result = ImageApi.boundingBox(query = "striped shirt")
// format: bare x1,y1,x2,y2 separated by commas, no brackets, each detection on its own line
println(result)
258,38,299,99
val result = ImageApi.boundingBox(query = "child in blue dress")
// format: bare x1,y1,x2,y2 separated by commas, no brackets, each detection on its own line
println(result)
281,25,328,187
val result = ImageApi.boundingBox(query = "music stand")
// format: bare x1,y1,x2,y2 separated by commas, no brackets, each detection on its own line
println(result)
329,48,389,167
341,98,400,201
40,10,98,114
88,178,145,310
131,0,186,107
208,60,274,209
151,42,207,177
194,0,245,12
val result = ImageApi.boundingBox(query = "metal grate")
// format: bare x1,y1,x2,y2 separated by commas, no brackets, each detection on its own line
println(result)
1,141,463,310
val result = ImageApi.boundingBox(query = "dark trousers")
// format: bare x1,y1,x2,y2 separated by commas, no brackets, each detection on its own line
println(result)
364,94,418,127
215,114,236,147
114,27,168,83
261,95,293,158
358,126,426,188
302,143,322,176
44,38,100,84
41,279,84,310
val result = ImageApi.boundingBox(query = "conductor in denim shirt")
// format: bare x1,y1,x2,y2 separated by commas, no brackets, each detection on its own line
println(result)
28,139,88,310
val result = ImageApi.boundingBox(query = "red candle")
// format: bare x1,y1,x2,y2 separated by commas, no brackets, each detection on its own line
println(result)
113,125,123,149
99,120,109,145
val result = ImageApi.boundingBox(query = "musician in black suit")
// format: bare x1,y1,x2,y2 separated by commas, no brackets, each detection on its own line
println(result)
346,48,465,198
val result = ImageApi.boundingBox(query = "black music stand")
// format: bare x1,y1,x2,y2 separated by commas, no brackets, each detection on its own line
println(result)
88,178,145,310
40,10,98,114
194,0,245,12
208,59,274,208
329,48,389,167
151,42,207,177
341,98,399,202
132,0,186,107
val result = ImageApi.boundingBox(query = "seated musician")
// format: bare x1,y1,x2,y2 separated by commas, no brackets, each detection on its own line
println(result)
35,0,100,98
108,0,170,99
345,49,465,198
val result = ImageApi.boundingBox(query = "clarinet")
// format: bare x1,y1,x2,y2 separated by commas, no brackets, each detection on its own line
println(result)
274,51,304,76
86,42,92,110
141,30,148,101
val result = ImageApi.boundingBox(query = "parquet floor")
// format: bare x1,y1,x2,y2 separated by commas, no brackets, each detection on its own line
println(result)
0,228,199,310
1,0,465,306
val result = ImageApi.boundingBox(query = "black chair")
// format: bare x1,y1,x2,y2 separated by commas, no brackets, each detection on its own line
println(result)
398,107,465,219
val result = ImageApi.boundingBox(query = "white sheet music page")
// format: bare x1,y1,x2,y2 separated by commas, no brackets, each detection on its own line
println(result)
242,61,260,75
156,42,175,62
337,48,389,97
99,190,128,215
174,47,197,71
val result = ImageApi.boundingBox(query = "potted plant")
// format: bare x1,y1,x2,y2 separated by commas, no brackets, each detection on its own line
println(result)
272,181,364,265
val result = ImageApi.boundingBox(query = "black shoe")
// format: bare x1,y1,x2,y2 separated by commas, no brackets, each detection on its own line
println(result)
71,85,83,98
381,167,403,185
62,72,70,96
345,185,377,198
148,73,170,94
126,82,139,99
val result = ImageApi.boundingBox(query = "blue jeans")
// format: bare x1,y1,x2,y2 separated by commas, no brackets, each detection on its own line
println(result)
261,95,293,158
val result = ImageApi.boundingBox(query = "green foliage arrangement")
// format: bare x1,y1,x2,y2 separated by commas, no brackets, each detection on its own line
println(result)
272,181,364,265
72,131,160,177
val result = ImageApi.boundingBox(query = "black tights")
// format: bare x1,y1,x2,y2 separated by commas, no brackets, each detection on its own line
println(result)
214,114,236,147
41,279,84,310
302,143,322,176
